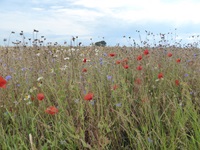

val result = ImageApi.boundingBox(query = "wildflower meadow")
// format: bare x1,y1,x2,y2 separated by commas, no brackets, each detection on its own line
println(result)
0,33,200,149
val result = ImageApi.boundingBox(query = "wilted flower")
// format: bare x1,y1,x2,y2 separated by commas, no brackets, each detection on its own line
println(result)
37,76,43,81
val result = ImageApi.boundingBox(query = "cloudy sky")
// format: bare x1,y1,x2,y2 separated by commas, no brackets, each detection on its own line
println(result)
1,0,200,46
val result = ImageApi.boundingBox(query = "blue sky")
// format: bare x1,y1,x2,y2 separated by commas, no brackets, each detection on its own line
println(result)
1,0,200,46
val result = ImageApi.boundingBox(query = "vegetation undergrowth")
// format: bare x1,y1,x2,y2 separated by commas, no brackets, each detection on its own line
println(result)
0,44,200,149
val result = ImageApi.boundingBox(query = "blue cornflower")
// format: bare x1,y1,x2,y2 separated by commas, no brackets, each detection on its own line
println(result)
116,103,122,107
21,68,27,71
148,137,153,143
107,75,112,80
5,75,12,81
99,58,103,64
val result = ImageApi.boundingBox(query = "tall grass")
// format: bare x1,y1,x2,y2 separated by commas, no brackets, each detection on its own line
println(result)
0,44,200,149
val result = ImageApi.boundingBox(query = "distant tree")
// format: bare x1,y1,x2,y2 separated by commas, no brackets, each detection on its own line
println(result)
95,40,106,47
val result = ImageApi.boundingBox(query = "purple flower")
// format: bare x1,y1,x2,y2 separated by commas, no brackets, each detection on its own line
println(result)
184,73,189,77
21,68,27,71
148,137,153,143
107,75,112,80
5,75,12,81
99,58,103,65
116,103,122,107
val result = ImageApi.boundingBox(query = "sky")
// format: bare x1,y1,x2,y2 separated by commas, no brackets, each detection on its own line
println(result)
1,0,200,46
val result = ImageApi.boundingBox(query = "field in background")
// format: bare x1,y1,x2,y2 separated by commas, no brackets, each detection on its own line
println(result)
0,45,200,149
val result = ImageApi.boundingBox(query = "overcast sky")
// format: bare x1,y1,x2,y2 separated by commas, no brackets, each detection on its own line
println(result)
1,0,200,46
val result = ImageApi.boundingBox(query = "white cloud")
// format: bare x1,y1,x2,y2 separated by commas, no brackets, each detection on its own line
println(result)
1,0,200,45
32,7,44,11
72,0,200,25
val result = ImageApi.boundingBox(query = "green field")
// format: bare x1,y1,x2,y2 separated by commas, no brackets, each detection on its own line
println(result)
0,45,200,149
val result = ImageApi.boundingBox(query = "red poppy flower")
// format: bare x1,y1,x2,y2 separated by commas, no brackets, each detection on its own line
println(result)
137,65,142,71
113,84,118,90
109,53,116,57
158,73,163,79
45,106,58,115
122,58,128,63
116,60,121,64
167,52,172,57
82,68,87,72
135,78,141,85
143,49,149,55
123,65,129,69
137,55,142,61
176,58,181,63
0,76,7,88
175,80,179,86
84,92,94,101
37,93,45,101
83,58,87,63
